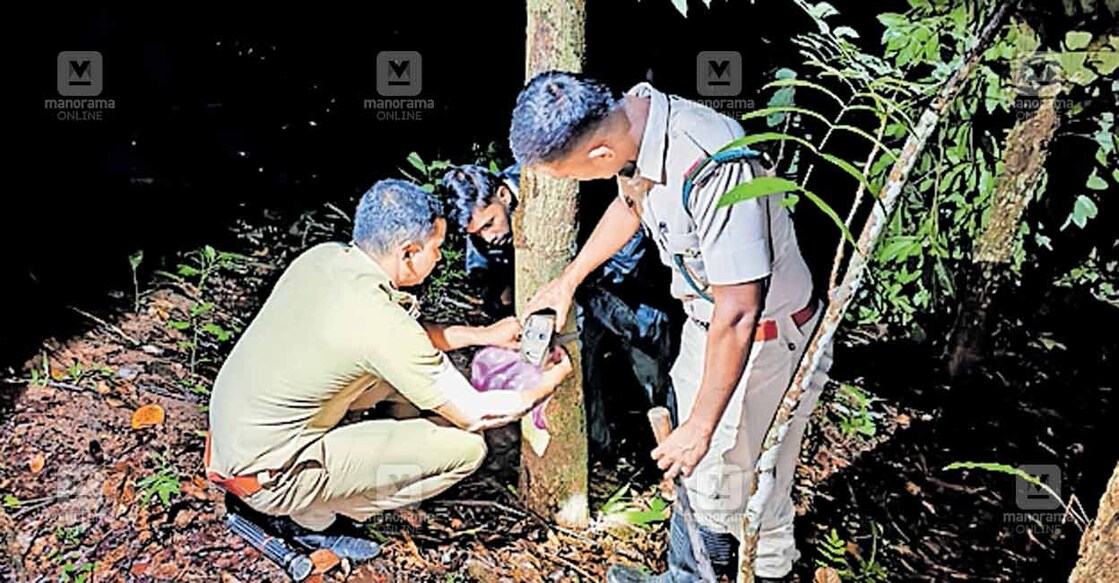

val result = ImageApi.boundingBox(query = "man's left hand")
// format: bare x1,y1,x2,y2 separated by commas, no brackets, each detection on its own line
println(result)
651,419,713,481
484,317,522,349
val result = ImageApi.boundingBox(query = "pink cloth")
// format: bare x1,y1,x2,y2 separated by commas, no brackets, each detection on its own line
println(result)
469,347,549,430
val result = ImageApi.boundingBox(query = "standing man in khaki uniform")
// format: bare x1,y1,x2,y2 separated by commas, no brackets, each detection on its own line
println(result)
207,178,572,562
510,73,831,581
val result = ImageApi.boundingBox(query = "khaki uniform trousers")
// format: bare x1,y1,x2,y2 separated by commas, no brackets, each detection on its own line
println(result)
241,389,486,531
674,305,833,577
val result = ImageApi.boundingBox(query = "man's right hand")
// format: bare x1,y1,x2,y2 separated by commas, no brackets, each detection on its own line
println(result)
523,275,577,330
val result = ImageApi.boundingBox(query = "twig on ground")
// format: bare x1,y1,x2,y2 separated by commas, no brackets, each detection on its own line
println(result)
68,306,141,346
1,378,86,393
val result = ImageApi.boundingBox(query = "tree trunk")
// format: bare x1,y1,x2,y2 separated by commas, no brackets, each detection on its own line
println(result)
948,68,1062,378
515,0,589,528
1069,462,1119,582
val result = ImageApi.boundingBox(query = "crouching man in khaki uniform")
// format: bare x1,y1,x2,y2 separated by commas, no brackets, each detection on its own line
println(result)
206,178,572,561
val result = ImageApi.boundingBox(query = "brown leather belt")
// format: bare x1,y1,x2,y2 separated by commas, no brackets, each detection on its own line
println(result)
691,299,818,341
204,433,263,498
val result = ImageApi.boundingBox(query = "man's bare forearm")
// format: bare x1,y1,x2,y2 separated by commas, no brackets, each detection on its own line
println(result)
685,282,765,434
423,323,479,352
561,197,641,289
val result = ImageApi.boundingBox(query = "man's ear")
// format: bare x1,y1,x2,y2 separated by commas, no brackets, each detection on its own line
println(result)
587,143,615,161
496,184,513,206
401,240,423,261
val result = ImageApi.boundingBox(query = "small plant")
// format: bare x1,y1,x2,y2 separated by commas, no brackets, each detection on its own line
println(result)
597,483,670,528
398,151,452,193
815,523,889,582
58,559,95,583
137,453,181,508
834,383,879,439
2,494,20,509
54,524,84,547
129,250,144,312
177,245,248,293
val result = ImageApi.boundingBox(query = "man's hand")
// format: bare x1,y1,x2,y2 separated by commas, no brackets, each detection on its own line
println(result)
651,419,714,481
482,317,522,349
523,276,577,330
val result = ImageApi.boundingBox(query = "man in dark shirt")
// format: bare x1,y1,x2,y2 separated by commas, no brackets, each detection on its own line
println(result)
441,164,676,451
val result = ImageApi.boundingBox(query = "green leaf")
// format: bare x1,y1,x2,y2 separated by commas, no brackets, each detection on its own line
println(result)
1064,31,1092,51
774,67,797,80
1086,169,1108,190
876,13,907,28
766,87,797,127
177,265,201,277
720,132,818,155
166,320,190,330
834,26,860,39
1063,195,1098,230
406,152,426,174
718,177,801,207
128,250,144,270
807,1,838,20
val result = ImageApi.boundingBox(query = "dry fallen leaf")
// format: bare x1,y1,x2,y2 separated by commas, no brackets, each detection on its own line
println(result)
815,567,842,583
28,453,45,474
310,549,341,574
131,404,165,430
96,380,112,395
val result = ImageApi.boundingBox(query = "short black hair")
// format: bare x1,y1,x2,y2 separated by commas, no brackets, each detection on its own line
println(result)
440,165,503,229
509,71,619,166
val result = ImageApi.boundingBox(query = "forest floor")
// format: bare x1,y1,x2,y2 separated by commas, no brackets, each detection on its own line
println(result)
0,204,1111,582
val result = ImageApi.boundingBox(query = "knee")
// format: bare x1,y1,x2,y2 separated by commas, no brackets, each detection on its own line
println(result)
448,430,487,474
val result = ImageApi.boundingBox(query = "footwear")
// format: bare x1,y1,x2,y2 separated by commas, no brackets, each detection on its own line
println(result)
290,531,381,562
605,564,672,582
272,516,381,562
605,510,738,582
224,494,381,562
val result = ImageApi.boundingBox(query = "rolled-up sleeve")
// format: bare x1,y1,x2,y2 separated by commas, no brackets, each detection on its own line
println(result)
688,161,772,285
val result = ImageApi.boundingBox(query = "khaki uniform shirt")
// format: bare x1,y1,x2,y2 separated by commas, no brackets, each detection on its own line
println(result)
624,83,814,322
207,242,450,478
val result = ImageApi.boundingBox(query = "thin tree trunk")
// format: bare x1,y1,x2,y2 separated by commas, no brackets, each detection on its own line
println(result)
1070,462,1119,582
514,0,589,528
948,59,1062,378
737,3,1014,580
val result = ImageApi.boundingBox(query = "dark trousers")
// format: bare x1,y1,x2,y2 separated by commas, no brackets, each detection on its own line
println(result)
577,284,676,450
